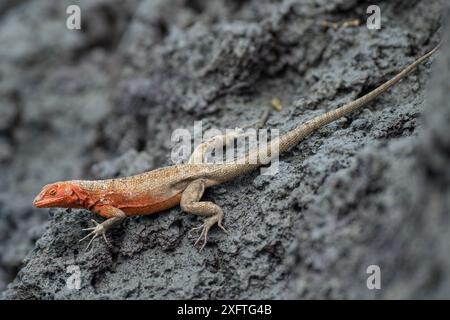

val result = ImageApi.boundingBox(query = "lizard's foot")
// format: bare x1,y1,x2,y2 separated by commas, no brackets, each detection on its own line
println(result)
189,216,229,251
79,219,109,250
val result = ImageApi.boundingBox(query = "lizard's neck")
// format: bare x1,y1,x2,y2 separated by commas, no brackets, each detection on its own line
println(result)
69,181,97,210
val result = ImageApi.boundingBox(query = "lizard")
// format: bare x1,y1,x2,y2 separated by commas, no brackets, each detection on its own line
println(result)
33,45,438,251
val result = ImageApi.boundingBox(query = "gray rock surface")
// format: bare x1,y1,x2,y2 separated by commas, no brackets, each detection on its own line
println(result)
0,0,448,299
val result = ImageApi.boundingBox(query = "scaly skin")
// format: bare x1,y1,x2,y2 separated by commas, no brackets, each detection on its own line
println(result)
33,46,438,250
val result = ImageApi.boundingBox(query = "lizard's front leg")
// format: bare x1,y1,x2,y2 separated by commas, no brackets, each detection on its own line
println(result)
79,206,126,250
181,179,228,251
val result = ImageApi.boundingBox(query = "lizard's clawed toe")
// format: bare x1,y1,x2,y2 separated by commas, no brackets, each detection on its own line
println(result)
188,223,209,251
79,220,109,250
188,223,205,237
189,218,228,251
82,219,100,231
193,227,209,251
218,221,229,235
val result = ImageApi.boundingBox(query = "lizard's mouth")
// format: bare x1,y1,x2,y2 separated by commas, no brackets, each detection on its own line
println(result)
33,196,64,208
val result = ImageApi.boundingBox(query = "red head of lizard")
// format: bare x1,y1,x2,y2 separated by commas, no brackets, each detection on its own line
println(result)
33,182,83,208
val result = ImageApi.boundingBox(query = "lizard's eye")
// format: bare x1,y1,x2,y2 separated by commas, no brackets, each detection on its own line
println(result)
49,189,57,196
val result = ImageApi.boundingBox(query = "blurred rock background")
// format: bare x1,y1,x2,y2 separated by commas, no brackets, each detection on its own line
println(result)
0,0,448,299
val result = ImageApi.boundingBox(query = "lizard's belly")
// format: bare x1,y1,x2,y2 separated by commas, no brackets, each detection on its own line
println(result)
119,193,182,216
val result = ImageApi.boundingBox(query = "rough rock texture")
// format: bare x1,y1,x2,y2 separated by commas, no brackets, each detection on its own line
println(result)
0,0,448,299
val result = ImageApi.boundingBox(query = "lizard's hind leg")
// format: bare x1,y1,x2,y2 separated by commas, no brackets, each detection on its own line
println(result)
188,128,250,165
181,179,228,251
188,107,270,165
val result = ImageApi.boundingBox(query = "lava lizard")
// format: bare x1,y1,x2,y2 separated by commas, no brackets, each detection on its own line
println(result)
33,45,438,250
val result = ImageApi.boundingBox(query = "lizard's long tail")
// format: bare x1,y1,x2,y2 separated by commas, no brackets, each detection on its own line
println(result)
217,45,438,182
276,44,439,154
